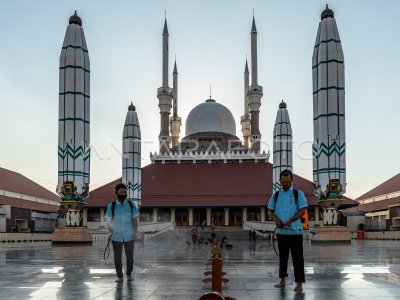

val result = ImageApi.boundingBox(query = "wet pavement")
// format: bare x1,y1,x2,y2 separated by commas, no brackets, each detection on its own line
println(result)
0,230,399,299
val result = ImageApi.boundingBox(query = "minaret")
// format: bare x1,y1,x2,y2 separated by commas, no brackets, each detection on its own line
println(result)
273,101,293,192
170,59,182,148
157,17,173,153
312,5,346,225
122,103,142,208
240,60,251,149
57,11,90,222
248,16,263,152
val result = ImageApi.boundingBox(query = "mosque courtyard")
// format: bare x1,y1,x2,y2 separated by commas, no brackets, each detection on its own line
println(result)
0,230,399,300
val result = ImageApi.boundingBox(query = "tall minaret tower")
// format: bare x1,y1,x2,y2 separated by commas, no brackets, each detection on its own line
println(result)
240,60,251,149
273,101,293,192
248,16,263,152
157,17,173,153
312,5,346,225
170,59,182,148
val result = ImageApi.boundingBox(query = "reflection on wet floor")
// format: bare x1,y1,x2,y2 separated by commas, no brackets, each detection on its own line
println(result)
0,232,399,299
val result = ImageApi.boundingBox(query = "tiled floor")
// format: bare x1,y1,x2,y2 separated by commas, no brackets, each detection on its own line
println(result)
0,231,399,299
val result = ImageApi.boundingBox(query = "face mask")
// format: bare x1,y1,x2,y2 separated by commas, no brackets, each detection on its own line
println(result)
117,194,127,201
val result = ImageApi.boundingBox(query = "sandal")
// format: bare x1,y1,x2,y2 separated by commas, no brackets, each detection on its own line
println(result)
115,277,123,283
127,275,134,282
294,285,303,293
274,282,286,288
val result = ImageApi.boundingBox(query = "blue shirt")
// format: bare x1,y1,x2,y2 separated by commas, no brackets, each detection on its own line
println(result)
267,187,308,235
105,200,139,242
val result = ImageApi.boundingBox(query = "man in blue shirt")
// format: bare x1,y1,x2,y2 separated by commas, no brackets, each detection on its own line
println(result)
105,183,139,283
268,169,308,293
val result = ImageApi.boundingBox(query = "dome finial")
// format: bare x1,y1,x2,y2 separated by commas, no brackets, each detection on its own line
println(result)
209,84,212,99
128,102,136,111
279,99,287,109
69,10,82,26
321,4,334,20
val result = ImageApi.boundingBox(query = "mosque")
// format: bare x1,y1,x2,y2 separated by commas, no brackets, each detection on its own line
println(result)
85,10,358,229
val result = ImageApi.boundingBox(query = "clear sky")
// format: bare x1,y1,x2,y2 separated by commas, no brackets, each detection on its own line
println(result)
0,0,399,200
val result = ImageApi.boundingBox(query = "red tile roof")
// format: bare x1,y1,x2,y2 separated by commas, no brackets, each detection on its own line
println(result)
0,195,59,213
357,173,400,200
0,167,60,212
86,163,358,208
344,196,400,213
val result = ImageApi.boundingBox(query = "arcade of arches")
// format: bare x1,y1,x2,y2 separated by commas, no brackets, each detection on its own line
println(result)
136,206,319,226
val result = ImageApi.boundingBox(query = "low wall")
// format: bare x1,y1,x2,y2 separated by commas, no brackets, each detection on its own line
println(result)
0,233,52,242
351,231,400,240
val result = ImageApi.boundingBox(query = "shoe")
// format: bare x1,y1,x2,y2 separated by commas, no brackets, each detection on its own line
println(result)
115,277,123,283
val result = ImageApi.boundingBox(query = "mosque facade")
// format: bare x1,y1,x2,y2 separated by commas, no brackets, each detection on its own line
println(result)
85,9,358,229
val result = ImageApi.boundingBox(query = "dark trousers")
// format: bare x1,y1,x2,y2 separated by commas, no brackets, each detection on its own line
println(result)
112,240,134,278
277,234,305,283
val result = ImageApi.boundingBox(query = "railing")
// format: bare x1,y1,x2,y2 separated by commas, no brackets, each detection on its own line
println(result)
157,87,173,95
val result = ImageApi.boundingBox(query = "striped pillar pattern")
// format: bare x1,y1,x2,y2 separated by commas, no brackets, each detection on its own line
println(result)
273,101,292,192
312,6,346,199
57,13,90,200
122,104,142,207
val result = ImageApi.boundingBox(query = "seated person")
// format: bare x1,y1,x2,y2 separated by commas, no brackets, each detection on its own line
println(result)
220,236,232,248
208,232,216,243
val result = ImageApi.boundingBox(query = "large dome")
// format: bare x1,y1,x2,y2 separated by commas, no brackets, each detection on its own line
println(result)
185,99,236,136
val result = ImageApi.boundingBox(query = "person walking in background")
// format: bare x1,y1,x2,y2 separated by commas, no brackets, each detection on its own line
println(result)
190,225,199,246
105,183,139,283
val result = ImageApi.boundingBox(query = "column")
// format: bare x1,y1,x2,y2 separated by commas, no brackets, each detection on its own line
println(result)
188,208,194,226
82,208,88,227
242,207,248,222
100,208,105,226
314,206,320,224
224,208,229,226
153,208,158,223
206,208,211,226
171,208,176,223
260,207,266,222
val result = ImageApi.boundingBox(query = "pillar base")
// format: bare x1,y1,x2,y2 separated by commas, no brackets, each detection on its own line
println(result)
311,226,351,243
52,227,92,244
